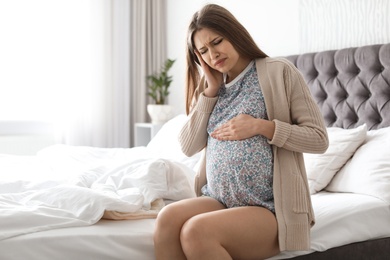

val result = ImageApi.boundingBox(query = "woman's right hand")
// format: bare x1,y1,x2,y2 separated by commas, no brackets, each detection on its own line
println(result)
195,50,223,97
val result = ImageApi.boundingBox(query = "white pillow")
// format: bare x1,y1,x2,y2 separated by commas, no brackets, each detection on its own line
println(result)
304,124,367,194
147,114,186,145
146,114,201,171
326,126,390,203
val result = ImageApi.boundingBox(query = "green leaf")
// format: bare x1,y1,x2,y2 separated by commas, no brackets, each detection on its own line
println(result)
146,58,176,104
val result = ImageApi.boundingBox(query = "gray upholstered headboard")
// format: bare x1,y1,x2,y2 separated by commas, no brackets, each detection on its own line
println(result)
285,43,390,130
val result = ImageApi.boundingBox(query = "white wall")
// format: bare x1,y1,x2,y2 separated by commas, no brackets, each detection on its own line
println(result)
166,0,300,115
166,0,390,116
299,0,390,52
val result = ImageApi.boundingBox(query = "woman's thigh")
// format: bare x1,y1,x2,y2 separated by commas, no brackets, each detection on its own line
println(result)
156,196,226,230
182,206,279,259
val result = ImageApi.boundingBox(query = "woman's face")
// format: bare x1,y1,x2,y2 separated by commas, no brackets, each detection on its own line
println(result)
193,28,247,79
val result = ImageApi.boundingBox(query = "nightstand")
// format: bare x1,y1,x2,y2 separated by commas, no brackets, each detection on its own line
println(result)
134,123,164,147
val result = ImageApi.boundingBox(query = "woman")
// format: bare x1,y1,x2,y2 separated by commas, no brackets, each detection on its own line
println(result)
154,4,328,260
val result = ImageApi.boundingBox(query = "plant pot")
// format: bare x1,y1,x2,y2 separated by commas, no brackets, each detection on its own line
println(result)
147,104,173,124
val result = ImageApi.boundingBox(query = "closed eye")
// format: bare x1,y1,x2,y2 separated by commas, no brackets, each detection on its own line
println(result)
213,38,223,45
199,49,207,55
198,37,223,55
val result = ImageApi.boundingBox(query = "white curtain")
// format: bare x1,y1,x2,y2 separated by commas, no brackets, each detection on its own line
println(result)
61,0,167,147
0,0,166,148
60,0,132,148
129,0,167,145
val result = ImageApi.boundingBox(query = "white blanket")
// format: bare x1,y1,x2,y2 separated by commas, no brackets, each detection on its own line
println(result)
0,145,196,241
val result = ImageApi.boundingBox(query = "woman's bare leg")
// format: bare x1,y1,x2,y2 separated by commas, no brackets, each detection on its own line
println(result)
154,196,226,260
180,206,279,260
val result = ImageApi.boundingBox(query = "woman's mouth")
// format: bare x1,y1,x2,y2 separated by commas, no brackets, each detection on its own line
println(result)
214,58,226,67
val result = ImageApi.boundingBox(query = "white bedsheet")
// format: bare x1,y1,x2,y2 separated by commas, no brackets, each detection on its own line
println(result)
0,145,196,241
0,192,389,260
0,219,157,260
269,192,390,259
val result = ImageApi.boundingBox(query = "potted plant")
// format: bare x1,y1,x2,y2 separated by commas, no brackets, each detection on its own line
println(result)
146,58,176,124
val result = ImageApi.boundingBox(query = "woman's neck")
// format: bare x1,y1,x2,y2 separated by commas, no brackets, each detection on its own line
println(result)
225,57,252,84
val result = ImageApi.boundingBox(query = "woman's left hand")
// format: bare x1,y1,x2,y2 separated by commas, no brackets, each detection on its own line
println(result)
211,114,276,141
211,114,259,141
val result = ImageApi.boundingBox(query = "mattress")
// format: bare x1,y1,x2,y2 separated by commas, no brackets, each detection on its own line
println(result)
1,192,389,260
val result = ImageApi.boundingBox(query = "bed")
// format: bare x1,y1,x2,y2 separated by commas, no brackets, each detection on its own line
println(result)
0,43,389,259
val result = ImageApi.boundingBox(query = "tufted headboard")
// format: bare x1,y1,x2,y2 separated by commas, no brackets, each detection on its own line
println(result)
285,43,390,130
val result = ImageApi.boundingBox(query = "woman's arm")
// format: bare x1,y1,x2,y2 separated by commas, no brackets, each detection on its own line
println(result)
180,50,223,156
179,92,218,157
268,61,329,154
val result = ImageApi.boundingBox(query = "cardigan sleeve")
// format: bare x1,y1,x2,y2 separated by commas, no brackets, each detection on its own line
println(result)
178,92,218,157
267,59,329,154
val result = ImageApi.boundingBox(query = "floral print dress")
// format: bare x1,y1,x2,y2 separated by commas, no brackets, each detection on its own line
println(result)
202,61,275,213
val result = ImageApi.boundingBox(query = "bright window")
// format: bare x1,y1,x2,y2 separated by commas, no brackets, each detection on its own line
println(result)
0,0,92,122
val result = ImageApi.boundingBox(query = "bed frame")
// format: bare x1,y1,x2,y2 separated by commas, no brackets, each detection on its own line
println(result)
285,43,390,259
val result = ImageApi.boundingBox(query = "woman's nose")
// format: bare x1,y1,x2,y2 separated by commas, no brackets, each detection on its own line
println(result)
209,48,220,60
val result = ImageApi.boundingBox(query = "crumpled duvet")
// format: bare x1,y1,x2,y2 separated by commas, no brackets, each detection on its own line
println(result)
0,145,196,241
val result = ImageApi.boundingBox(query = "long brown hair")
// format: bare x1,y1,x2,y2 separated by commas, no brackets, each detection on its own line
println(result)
185,4,268,114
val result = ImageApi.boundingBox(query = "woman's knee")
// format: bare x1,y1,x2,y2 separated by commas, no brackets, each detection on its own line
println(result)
180,216,209,256
155,203,177,227
154,203,181,242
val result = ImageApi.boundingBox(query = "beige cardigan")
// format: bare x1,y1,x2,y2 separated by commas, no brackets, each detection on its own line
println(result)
179,57,329,251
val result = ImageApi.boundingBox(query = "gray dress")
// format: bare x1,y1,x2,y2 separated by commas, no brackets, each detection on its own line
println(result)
202,61,275,213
